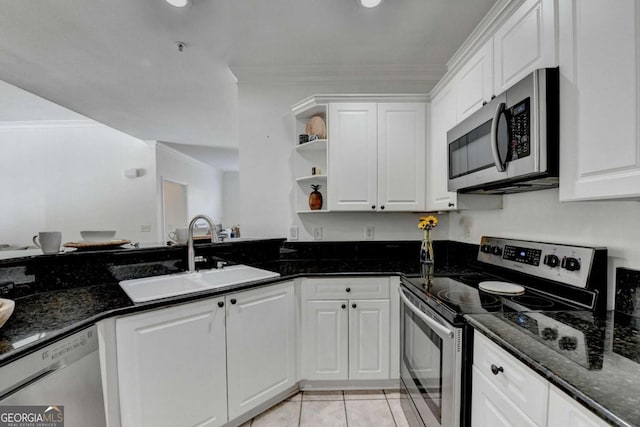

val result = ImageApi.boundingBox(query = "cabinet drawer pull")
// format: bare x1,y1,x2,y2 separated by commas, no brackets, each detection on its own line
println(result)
352,303,357,309
230,298,237,305
448,202,455,207
217,301,224,308
346,287,351,293
341,304,346,309
491,364,504,375
380,205,385,210
371,205,376,210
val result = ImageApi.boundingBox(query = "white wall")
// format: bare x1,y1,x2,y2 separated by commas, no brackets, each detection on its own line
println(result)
237,81,446,241
0,120,157,245
156,144,224,236
222,171,240,228
449,188,640,309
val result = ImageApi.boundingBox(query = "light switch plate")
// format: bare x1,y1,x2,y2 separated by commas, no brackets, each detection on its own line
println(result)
365,225,374,240
313,226,322,240
289,226,299,241
140,224,151,232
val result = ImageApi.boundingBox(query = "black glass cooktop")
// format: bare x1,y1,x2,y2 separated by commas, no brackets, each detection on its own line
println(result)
403,275,581,319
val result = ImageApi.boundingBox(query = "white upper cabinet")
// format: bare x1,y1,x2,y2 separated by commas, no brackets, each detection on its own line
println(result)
427,82,459,211
456,39,494,121
558,0,640,200
328,103,378,211
329,101,427,212
377,103,426,211
493,0,557,94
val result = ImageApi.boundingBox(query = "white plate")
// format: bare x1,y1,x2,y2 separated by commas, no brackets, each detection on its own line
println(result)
479,281,525,295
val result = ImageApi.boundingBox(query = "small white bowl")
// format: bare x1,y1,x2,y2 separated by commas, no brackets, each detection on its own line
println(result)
80,230,117,242
0,298,15,329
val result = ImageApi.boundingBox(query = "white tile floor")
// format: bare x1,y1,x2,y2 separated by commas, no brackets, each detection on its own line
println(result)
240,390,409,427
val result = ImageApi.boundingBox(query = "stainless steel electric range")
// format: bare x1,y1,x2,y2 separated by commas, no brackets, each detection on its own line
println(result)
399,236,608,427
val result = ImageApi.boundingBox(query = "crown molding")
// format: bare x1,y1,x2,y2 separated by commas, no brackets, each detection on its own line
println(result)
230,63,446,85
291,93,430,115
430,0,525,97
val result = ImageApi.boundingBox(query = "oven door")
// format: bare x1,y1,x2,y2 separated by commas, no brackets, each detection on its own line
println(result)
399,286,462,427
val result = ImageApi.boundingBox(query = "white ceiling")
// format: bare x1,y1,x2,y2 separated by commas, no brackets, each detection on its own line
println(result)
0,0,497,150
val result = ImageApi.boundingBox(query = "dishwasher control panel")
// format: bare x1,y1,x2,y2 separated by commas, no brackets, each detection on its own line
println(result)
0,325,98,398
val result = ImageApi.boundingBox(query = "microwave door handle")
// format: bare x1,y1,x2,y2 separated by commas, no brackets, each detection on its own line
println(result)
398,287,454,339
490,102,507,172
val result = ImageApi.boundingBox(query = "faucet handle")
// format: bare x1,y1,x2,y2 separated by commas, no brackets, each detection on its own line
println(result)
216,261,228,269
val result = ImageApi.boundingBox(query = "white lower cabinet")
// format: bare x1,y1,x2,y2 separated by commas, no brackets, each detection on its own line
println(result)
114,281,296,427
226,282,296,419
472,366,538,427
116,298,227,427
348,299,390,380
547,385,609,427
472,331,609,427
302,277,394,381
304,300,349,380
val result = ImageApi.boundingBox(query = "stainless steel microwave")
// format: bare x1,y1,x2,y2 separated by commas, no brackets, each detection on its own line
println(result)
447,67,559,194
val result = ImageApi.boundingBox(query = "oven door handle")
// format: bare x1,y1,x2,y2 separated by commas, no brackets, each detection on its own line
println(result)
399,287,454,339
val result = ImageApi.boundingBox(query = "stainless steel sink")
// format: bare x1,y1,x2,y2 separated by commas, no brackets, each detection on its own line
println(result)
118,265,280,303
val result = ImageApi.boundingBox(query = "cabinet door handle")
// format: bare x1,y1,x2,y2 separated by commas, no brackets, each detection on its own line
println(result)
230,298,237,305
371,205,376,210
482,101,488,106
341,304,346,309
448,202,455,207
491,364,504,375
380,205,385,210
352,303,357,309
217,301,224,308
346,287,351,293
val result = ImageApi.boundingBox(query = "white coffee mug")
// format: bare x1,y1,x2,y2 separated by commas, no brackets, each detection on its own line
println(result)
32,231,62,254
168,228,189,244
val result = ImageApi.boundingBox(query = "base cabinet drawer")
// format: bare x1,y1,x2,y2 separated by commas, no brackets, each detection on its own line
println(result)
472,366,538,427
304,277,390,300
473,332,548,426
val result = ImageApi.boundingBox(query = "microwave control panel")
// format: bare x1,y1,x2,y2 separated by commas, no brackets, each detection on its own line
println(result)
507,97,530,161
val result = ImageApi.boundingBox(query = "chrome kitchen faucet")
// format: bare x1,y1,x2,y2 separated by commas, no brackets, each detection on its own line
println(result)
187,214,219,273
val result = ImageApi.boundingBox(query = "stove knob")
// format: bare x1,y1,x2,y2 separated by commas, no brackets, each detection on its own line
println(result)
544,254,560,268
481,244,492,254
491,246,503,256
559,336,578,351
561,257,581,272
541,327,558,341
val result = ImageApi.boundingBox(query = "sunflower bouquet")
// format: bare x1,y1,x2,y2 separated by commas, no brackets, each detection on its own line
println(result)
418,215,438,284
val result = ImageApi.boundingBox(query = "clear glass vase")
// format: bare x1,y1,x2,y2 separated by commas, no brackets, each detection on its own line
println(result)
420,229,434,285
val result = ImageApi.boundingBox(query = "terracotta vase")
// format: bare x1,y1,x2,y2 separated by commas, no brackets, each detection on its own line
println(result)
420,229,434,284
309,190,323,210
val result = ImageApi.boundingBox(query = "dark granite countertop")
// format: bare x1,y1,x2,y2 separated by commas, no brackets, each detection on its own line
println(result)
467,310,640,427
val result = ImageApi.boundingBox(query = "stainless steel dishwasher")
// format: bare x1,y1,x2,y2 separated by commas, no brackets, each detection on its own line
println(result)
0,325,106,427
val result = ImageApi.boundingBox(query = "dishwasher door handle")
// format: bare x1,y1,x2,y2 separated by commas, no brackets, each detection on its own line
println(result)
399,287,454,339
0,363,63,401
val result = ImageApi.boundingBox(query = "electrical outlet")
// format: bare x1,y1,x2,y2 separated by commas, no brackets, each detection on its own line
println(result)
140,224,151,232
365,225,374,240
289,226,299,241
313,226,322,240
464,224,472,240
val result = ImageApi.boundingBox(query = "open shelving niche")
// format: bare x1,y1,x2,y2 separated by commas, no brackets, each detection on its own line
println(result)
292,99,329,213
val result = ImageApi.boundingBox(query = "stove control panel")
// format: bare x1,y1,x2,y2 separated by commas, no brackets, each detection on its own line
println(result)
478,236,597,289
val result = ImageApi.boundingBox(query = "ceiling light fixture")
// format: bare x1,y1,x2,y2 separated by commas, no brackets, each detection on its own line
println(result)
165,0,190,8
360,0,383,8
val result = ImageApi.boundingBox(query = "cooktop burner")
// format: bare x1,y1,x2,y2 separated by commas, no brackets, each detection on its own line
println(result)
510,295,555,309
436,289,500,308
